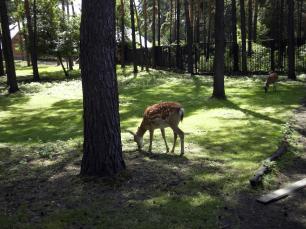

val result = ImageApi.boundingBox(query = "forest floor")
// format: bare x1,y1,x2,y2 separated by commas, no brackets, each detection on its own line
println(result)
0,63,306,228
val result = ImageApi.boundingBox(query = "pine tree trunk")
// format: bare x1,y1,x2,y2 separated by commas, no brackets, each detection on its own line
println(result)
176,0,181,69
278,0,284,67
213,0,226,99
157,0,161,46
0,32,5,76
24,0,40,81
240,0,247,72
231,0,239,72
130,0,138,73
170,0,173,44
184,0,193,74
120,0,125,68
144,0,149,70
21,18,31,66
287,0,296,80
0,0,19,93
80,0,126,177
71,1,76,16
247,0,253,56
134,0,144,70
253,0,258,42
152,0,156,67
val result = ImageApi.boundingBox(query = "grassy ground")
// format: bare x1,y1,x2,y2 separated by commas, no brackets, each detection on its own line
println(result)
0,64,305,228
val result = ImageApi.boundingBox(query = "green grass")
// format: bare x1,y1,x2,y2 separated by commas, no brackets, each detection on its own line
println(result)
0,64,305,228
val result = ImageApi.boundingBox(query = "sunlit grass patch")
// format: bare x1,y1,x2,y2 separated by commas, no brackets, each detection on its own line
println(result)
0,65,305,228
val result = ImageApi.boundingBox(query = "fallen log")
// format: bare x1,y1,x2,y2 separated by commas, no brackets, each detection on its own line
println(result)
257,178,306,204
249,142,288,187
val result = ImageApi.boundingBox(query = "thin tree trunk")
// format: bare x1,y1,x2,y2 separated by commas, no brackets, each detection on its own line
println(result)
170,0,173,44
213,0,225,99
24,0,40,81
0,0,19,93
253,0,258,42
134,0,144,70
287,0,296,80
240,0,247,72
71,1,76,16
184,0,193,74
80,0,126,177
144,0,149,70
231,0,239,72
157,0,161,46
152,0,156,67
57,54,69,78
176,0,181,69
0,32,5,76
21,17,31,66
278,0,284,67
129,0,138,73
247,0,253,56
120,0,125,68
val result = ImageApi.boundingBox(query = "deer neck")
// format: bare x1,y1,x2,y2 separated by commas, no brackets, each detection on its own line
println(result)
136,122,147,137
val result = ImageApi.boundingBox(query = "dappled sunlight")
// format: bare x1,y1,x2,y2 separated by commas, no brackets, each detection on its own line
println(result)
0,66,305,227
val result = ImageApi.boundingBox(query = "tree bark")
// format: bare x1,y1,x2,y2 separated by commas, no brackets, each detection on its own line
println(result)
231,0,239,72
0,32,5,76
213,0,226,99
134,0,144,70
278,0,284,67
184,0,193,74
287,0,296,80
0,0,19,93
240,0,248,73
120,0,125,68
176,0,181,69
80,0,126,177
129,0,138,73
157,0,161,46
24,0,40,81
253,0,258,42
152,0,156,67
247,0,253,56
144,0,149,70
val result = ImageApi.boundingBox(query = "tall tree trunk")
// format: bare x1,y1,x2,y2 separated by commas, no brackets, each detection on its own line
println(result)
170,0,173,44
80,0,126,177
130,0,138,73
17,21,25,61
278,0,284,67
0,32,5,76
24,0,40,81
120,0,125,68
297,0,302,41
213,0,226,99
253,0,258,42
0,0,19,93
184,0,193,74
66,0,70,18
287,0,296,80
231,0,239,72
21,17,31,66
176,0,181,69
157,0,161,46
71,1,76,16
144,0,149,70
247,0,253,56
134,0,144,70
240,0,247,72
152,0,156,67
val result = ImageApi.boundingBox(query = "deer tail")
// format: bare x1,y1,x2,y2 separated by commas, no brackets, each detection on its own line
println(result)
179,108,184,122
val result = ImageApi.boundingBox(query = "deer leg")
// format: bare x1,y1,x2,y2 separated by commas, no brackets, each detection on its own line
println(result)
170,132,178,153
161,128,169,153
171,125,184,156
148,129,154,153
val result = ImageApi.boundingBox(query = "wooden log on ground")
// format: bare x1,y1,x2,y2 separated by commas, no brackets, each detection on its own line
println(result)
257,178,306,204
249,142,288,187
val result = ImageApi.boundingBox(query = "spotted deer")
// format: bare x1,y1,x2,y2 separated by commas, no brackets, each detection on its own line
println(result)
128,102,185,156
264,71,278,93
